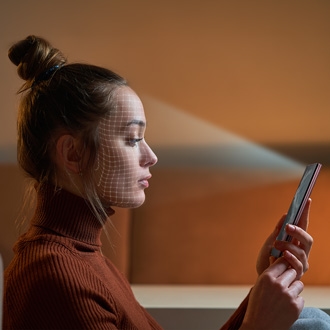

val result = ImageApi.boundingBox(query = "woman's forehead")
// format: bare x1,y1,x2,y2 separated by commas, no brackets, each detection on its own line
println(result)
113,87,143,110
101,87,146,129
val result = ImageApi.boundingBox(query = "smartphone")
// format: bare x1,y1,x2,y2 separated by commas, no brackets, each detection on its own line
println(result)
271,163,322,258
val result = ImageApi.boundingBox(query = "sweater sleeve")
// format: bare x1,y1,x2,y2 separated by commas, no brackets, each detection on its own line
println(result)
4,257,118,329
3,243,162,330
219,291,250,330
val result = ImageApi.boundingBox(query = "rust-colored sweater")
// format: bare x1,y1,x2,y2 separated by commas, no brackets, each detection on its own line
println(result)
3,184,247,330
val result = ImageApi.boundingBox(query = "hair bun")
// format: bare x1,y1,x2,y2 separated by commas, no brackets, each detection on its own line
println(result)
8,35,66,83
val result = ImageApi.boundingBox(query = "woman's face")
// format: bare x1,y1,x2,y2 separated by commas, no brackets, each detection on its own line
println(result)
94,86,158,208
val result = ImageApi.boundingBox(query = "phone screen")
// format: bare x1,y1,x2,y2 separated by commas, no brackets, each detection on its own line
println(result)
271,163,322,258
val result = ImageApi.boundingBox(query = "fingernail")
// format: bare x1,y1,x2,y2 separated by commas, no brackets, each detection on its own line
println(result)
286,224,295,231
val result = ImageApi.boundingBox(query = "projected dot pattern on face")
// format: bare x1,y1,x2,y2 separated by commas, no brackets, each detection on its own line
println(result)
94,86,157,208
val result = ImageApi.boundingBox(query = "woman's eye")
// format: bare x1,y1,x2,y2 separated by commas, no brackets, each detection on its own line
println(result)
128,138,143,147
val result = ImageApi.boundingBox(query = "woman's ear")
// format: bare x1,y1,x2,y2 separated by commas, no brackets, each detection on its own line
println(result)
55,135,82,174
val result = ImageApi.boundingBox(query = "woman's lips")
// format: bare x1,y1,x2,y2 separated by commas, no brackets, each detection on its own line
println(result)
139,175,151,188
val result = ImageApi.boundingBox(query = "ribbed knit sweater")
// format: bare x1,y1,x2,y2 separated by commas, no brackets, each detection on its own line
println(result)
3,184,248,330
3,184,162,330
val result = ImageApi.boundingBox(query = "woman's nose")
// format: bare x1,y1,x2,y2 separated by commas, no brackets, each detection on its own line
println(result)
141,142,158,167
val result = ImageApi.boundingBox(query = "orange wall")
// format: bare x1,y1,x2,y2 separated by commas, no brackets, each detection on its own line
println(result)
131,166,330,285
1,1,330,149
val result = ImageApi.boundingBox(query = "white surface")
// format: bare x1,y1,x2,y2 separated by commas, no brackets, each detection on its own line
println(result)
132,285,330,309
132,285,330,330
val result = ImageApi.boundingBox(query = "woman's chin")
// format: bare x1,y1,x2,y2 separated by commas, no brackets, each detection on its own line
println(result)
110,196,146,209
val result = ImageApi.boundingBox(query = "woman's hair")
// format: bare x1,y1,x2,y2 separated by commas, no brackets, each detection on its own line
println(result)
8,35,127,222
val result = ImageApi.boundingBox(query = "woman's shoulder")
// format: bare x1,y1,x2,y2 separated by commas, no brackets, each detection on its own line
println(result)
4,236,118,309
6,233,100,287
3,235,119,330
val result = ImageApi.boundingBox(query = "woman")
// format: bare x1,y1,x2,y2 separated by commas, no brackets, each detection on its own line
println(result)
3,35,330,330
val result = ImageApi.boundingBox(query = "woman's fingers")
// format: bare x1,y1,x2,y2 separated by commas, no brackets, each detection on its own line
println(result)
244,259,305,329
282,250,304,279
286,224,313,256
296,198,311,232
273,223,313,275
256,214,287,275
288,279,304,299
271,199,313,277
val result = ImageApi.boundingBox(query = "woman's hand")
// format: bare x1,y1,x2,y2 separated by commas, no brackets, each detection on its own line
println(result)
256,199,313,279
241,258,305,330
240,199,313,329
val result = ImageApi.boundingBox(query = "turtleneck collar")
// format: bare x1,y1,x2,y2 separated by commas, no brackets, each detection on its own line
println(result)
30,183,115,246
